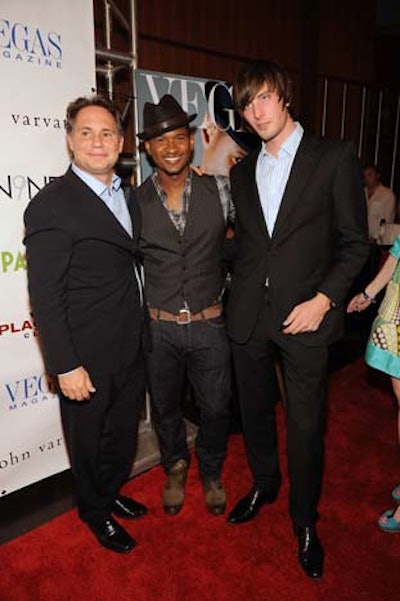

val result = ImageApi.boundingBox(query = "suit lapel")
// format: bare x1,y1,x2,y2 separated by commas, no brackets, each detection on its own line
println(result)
66,168,132,241
272,134,321,240
123,185,139,240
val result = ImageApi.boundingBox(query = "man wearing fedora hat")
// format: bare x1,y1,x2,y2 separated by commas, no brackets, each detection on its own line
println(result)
136,94,232,516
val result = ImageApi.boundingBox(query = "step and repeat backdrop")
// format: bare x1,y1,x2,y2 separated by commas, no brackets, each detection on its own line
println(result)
0,0,96,496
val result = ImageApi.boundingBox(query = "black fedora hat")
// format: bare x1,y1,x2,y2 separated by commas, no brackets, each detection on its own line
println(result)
138,94,197,141
204,82,260,153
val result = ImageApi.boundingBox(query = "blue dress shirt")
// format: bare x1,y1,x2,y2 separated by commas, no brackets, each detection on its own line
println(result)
256,122,303,236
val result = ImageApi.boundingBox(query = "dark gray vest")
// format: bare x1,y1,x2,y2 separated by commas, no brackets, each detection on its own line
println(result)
137,173,226,313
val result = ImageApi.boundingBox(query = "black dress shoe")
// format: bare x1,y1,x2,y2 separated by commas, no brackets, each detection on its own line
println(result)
88,518,136,553
112,495,148,520
227,485,278,525
294,524,324,579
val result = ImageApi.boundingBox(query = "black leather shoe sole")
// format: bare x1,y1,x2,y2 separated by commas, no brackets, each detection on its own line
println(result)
299,555,324,580
88,518,136,553
227,487,279,525
112,495,148,520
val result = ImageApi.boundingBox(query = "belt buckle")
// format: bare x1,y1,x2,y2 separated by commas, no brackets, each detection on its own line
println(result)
177,309,191,325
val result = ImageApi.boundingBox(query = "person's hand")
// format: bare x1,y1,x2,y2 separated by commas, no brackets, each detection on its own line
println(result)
281,293,330,335
347,293,372,313
58,367,96,401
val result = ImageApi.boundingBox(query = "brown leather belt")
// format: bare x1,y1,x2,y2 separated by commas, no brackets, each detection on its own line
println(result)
148,304,223,325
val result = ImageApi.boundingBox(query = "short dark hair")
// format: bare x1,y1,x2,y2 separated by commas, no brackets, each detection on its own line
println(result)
234,59,292,113
65,95,124,135
363,164,381,177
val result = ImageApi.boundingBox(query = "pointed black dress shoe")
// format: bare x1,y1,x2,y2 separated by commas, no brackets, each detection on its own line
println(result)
294,524,324,579
88,518,136,553
227,485,279,525
112,495,148,520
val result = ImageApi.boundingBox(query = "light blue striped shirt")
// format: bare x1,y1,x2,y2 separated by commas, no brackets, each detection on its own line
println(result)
256,122,303,235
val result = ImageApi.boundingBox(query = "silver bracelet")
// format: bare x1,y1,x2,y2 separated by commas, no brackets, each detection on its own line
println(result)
362,290,376,304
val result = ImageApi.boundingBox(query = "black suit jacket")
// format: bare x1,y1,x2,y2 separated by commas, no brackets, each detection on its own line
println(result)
227,134,370,346
24,168,143,376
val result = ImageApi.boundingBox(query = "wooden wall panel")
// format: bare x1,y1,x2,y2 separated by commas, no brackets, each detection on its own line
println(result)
94,0,377,106
137,0,303,79
93,0,379,153
136,0,376,83
318,0,376,83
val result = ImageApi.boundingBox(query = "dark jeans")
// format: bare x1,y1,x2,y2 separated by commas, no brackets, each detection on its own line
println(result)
146,316,231,481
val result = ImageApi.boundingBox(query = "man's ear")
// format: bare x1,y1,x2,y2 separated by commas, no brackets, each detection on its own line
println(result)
66,134,74,159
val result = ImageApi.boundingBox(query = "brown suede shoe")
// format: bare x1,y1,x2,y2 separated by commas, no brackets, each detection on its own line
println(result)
203,479,227,515
163,459,188,515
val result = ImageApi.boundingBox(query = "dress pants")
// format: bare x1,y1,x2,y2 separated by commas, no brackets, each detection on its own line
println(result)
231,298,328,526
59,353,145,526
146,316,231,481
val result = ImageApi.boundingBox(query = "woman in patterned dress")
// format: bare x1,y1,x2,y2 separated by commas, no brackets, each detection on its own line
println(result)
348,236,400,532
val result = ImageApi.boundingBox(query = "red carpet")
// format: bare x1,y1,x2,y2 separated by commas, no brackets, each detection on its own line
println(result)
1,359,399,601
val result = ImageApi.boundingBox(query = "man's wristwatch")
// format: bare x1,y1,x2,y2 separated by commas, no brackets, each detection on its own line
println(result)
362,290,376,304
317,291,336,310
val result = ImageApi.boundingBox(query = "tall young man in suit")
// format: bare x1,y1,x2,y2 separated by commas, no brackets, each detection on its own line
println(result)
136,95,231,516
226,60,369,579
24,96,147,554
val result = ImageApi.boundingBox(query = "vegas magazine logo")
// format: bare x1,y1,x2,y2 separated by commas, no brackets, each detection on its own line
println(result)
3,372,58,411
0,17,62,69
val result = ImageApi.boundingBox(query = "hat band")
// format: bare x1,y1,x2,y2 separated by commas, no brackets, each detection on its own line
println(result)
142,116,191,140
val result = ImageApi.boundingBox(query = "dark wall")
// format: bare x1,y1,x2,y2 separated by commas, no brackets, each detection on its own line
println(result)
94,0,378,149
137,0,303,82
136,0,376,83
376,33,400,91
318,0,376,82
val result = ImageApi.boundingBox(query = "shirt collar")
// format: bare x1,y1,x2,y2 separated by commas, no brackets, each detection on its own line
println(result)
71,164,121,197
151,169,192,200
259,121,304,160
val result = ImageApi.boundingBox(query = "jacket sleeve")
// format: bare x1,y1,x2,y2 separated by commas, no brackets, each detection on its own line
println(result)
24,196,81,375
317,142,370,305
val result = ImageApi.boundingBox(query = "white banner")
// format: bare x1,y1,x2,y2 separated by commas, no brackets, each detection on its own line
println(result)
0,0,96,495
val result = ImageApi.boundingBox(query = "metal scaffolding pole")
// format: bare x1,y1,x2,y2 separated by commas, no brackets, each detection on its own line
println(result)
95,0,140,185
130,0,142,186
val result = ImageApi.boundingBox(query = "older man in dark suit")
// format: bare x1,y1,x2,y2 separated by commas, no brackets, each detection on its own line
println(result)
226,60,369,579
24,96,147,553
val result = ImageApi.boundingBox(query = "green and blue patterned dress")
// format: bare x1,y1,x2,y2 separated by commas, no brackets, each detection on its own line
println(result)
366,236,400,378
